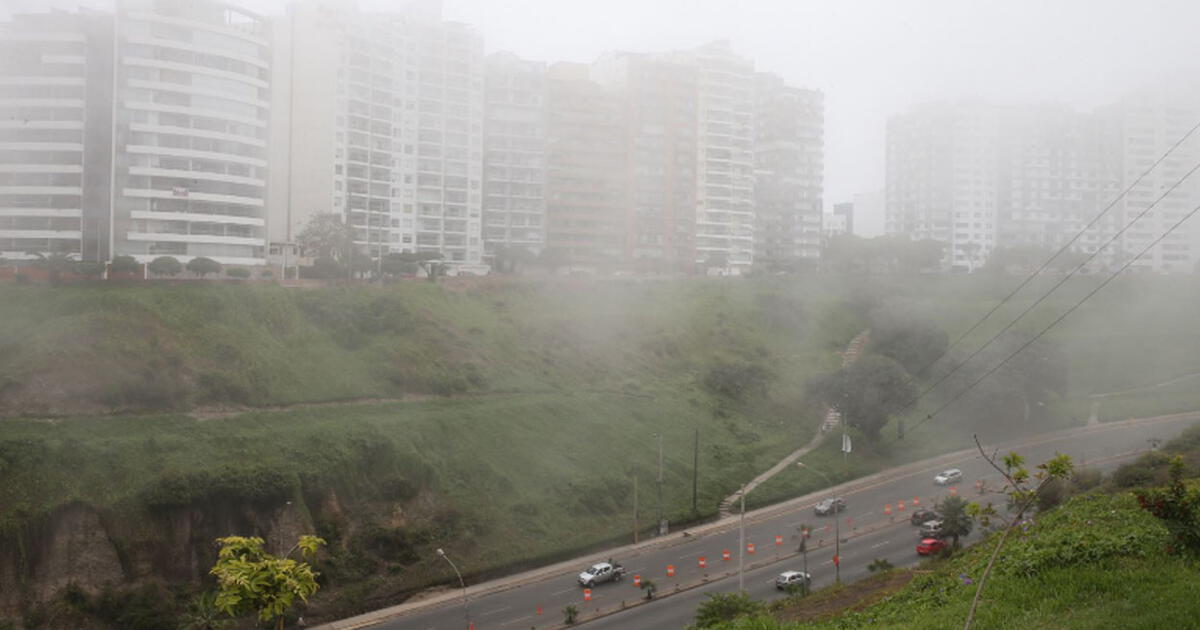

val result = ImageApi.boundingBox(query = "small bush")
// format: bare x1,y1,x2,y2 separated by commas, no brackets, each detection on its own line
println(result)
186,257,222,277
147,256,183,277
225,267,251,279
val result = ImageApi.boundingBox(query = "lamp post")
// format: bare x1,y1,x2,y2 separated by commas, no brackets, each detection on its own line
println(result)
737,483,746,592
797,461,841,584
436,548,470,629
655,433,665,536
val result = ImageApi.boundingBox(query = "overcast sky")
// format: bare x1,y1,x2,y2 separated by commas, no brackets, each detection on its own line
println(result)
7,0,1200,234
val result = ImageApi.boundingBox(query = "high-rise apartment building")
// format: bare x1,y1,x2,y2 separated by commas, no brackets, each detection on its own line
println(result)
2,0,272,265
271,0,486,272
482,52,546,263
754,72,824,267
591,52,698,272
543,63,627,268
886,103,1001,270
887,97,1200,272
685,41,757,272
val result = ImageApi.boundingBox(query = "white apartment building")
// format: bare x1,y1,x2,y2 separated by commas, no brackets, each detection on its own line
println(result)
754,72,824,266
482,52,546,262
682,41,757,272
271,0,485,272
1112,91,1200,272
886,103,1001,271
1,0,272,266
0,12,94,262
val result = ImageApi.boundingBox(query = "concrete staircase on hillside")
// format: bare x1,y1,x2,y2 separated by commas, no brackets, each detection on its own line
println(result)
718,329,870,519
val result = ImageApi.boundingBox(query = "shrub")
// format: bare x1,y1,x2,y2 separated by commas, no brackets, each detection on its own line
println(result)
694,591,763,628
109,255,141,275
225,267,251,279
148,256,183,277
186,257,222,277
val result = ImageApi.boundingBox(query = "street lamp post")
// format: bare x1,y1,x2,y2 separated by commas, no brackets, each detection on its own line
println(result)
436,548,470,629
797,461,841,584
655,433,665,536
737,483,746,592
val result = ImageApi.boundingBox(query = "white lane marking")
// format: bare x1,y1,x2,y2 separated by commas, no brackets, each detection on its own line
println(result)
551,587,574,596
870,540,890,549
500,615,532,626
481,606,511,616
629,567,646,573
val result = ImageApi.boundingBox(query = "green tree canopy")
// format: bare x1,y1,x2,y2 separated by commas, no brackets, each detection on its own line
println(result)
937,495,975,548
109,255,141,275
187,257,222,277
808,355,916,440
148,256,183,277
868,313,949,377
297,213,353,261
210,535,326,630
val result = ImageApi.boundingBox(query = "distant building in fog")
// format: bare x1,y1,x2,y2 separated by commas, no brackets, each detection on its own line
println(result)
885,97,1200,272
825,201,853,238
754,73,824,268
270,0,486,273
1,0,272,265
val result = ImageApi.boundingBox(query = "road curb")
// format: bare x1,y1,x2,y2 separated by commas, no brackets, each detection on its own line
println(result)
312,412,1199,629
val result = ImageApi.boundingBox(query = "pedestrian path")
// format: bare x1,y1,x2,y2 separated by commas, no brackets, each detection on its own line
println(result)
718,329,870,518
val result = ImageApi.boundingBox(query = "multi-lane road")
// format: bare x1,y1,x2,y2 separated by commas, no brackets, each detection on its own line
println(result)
319,413,1200,630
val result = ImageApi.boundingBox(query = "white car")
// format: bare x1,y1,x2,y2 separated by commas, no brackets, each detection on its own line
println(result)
934,468,963,485
578,562,624,587
775,570,812,590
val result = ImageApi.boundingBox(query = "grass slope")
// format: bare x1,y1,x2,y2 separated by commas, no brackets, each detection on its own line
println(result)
709,491,1199,629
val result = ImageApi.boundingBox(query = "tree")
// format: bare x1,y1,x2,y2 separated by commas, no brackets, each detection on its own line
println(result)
187,257,222,277
937,495,974,548
868,314,949,377
179,591,232,630
71,261,104,279
308,256,344,280
226,267,251,279
808,355,916,440
381,252,418,277
148,256,183,277
297,213,353,261
1135,455,1200,555
563,604,578,625
210,535,326,630
693,592,763,628
109,255,141,275
27,248,77,283
962,441,1073,630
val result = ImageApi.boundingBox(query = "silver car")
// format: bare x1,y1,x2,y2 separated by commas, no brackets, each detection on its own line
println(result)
814,497,846,515
934,469,963,485
775,570,812,590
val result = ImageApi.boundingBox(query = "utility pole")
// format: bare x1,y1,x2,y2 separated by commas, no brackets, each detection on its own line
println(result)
656,433,665,536
737,484,746,592
633,475,639,544
691,428,699,515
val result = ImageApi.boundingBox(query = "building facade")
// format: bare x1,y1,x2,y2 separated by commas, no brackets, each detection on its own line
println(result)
270,0,486,272
482,52,546,264
887,97,1200,273
754,72,824,268
2,0,271,266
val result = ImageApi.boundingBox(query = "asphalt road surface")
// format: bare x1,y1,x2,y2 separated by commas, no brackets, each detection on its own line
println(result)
342,414,1199,630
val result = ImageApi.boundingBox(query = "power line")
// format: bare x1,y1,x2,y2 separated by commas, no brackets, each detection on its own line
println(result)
901,118,1200,385
907,194,1200,436
898,154,1200,416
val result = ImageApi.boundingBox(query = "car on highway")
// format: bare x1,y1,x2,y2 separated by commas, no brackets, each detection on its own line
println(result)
934,468,963,485
775,570,812,590
814,497,846,515
919,519,946,538
578,561,624,587
916,537,947,555
910,508,940,526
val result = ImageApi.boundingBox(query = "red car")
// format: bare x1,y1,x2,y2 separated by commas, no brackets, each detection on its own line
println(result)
916,538,947,555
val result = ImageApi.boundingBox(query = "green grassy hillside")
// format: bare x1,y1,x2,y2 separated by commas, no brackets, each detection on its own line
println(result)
705,490,1199,630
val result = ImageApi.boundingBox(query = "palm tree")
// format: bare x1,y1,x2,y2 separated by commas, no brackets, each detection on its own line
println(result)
938,495,975,548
